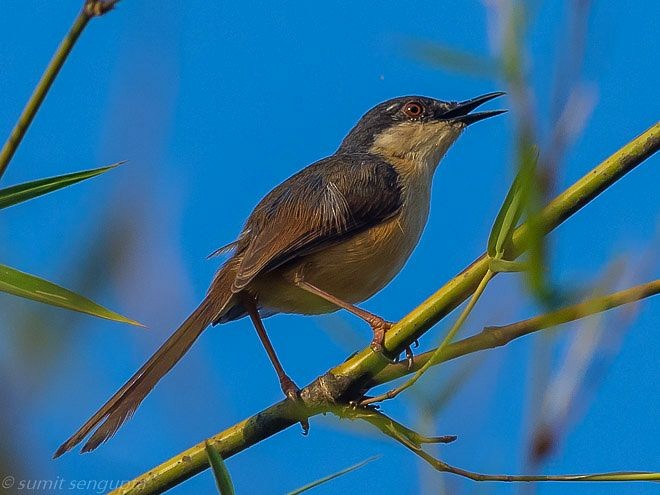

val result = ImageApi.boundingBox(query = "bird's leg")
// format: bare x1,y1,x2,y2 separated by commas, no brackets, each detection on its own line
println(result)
293,274,393,353
241,293,300,401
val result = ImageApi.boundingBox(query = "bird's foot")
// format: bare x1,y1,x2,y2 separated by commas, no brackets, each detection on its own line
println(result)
279,375,310,434
280,374,301,401
368,317,393,354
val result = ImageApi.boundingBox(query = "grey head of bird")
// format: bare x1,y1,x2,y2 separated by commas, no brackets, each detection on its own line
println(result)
337,92,506,174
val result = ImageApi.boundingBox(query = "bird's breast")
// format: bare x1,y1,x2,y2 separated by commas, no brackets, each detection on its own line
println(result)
253,180,431,315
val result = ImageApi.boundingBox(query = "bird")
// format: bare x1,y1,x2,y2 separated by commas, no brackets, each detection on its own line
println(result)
54,92,505,457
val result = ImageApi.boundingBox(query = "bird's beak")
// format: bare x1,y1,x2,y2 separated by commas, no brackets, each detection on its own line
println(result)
441,91,507,125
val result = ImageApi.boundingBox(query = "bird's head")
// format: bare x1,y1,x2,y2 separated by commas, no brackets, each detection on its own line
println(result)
338,92,506,172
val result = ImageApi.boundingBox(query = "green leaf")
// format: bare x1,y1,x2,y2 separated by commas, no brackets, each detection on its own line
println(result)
0,263,142,326
286,456,380,495
488,146,541,261
0,162,122,210
205,441,235,495
487,172,525,259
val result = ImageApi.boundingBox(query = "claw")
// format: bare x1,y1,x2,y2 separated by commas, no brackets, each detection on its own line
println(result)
392,343,415,369
404,345,414,370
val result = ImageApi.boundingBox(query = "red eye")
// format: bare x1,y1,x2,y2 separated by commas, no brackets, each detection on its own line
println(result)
403,101,424,118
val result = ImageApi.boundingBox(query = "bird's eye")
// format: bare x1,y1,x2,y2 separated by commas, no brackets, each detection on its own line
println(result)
402,101,424,119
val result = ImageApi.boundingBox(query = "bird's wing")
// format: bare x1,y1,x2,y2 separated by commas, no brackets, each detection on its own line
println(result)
232,155,403,291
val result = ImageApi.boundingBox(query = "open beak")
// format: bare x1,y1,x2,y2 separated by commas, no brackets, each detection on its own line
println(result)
442,91,507,125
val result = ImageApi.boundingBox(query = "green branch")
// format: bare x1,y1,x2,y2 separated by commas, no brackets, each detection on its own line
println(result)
371,279,660,385
0,0,120,180
110,122,660,495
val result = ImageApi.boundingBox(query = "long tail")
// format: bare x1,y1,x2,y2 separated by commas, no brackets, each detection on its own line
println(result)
54,267,237,458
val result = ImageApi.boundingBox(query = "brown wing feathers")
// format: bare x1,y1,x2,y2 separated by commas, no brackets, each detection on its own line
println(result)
232,156,403,291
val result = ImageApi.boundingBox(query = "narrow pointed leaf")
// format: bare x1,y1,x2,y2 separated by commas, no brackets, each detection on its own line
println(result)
488,147,539,260
488,172,525,259
286,456,380,495
0,162,122,210
205,441,235,495
0,263,142,326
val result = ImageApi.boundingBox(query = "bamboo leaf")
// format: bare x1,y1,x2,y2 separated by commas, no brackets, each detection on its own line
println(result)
205,441,235,495
516,144,554,304
0,263,142,326
0,163,122,210
488,171,525,259
286,456,380,495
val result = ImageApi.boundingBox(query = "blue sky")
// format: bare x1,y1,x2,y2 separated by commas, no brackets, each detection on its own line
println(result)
0,1,658,494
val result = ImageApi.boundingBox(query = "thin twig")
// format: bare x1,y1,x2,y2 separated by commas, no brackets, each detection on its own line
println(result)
0,1,119,180
403,440,659,483
340,406,660,483
333,406,457,447
84,0,121,17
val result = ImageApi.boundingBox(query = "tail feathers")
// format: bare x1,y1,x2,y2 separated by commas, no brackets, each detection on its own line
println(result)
54,294,228,458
